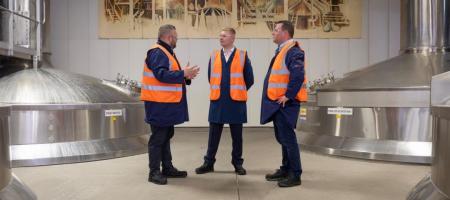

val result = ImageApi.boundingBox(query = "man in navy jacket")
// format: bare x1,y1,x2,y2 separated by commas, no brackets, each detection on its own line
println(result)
142,24,199,185
261,21,305,187
195,28,254,175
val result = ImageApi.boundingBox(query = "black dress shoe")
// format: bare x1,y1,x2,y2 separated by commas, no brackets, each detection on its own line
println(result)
265,169,288,181
277,175,301,187
148,171,167,185
195,163,214,174
234,165,247,175
162,167,188,178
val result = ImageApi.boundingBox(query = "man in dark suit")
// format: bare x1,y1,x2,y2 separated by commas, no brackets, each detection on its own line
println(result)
261,21,307,187
195,28,254,175
141,24,199,185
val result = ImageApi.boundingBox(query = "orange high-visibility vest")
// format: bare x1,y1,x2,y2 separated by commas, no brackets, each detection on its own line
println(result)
140,44,183,103
210,49,248,101
267,41,308,102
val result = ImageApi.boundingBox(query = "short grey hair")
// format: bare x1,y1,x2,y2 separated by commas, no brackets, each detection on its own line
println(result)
158,24,176,38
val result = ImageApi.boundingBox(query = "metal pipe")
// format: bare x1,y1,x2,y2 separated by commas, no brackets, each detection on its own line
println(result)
401,0,450,52
34,0,41,68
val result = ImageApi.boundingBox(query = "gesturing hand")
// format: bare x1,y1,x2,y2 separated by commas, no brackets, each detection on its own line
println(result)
183,62,200,80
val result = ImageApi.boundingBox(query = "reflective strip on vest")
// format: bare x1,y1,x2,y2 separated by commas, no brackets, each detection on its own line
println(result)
268,83,288,88
142,84,182,92
230,73,243,78
270,68,290,75
211,85,220,90
211,72,221,78
210,53,218,79
239,50,245,66
230,85,246,90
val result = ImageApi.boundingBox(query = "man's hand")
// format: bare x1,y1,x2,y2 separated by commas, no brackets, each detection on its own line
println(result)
183,62,200,80
277,96,289,107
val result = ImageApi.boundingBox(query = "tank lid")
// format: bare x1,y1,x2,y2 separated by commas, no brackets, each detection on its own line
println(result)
0,67,139,104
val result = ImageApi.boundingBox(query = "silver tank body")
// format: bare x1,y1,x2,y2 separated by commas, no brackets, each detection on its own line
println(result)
0,105,37,200
0,62,149,167
407,71,450,200
1,0,149,167
297,0,450,163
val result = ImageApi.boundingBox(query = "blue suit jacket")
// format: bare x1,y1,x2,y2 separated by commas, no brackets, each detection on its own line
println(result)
260,44,305,128
143,40,190,127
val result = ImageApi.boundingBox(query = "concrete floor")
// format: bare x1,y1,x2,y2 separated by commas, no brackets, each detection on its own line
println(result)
13,128,429,200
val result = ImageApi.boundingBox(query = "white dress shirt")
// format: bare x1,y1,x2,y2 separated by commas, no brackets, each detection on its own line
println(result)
223,47,235,62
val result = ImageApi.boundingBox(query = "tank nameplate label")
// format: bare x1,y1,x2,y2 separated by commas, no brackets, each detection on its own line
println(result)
105,109,123,117
327,107,353,115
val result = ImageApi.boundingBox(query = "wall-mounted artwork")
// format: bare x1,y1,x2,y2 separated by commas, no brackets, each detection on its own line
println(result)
99,0,361,38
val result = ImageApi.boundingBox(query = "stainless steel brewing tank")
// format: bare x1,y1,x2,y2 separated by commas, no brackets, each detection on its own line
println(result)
0,106,11,192
0,105,36,200
0,66,149,167
297,0,450,164
407,71,450,200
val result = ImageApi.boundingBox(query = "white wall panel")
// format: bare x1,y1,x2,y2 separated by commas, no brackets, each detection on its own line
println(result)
349,0,369,72
50,0,401,127
50,0,68,41
248,39,271,126
184,39,213,126
308,39,330,79
298,39,311,79
329,39,350,78
50,0,68,71
368,0,389,65
68,0,89,40
88,0,99,40
88,40,109,79
108,40,129,80
389,0,401,58
68,39,89,74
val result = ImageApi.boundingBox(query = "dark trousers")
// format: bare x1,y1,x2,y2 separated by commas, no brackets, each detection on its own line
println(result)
148,125,174,172
273,111,302,177
204,123,244,166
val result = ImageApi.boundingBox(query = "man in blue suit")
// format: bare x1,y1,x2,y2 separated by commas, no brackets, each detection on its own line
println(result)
261,21,306,187
195,28,254,175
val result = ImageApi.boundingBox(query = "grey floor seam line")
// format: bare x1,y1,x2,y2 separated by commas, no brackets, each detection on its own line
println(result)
236,174,241,200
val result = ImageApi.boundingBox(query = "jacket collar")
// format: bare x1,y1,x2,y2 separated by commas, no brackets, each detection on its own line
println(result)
157,39,174,55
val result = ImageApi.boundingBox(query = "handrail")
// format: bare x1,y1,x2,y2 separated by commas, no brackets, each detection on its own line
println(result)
0,5,40,24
